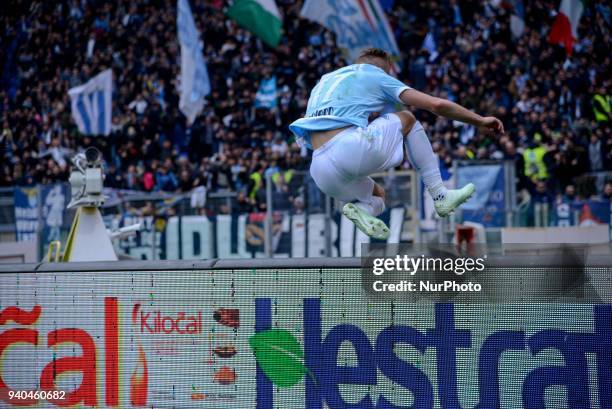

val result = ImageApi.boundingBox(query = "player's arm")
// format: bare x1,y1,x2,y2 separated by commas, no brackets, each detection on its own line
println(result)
399,88,504,135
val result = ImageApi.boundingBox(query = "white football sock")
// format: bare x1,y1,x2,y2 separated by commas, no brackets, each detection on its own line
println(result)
405,121,447,201
355,196,385,217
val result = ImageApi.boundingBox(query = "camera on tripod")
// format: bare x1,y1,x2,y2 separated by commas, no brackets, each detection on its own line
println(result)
67,147,105,208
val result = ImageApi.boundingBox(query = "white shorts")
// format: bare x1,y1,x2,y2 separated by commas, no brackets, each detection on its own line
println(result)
309,114,404,215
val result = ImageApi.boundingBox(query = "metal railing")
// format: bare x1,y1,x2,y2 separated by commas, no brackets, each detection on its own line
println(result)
3,161,610,260
264,169,418,257
101,188,239,216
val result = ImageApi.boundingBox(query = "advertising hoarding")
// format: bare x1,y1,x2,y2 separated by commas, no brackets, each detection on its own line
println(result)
0,267,610,408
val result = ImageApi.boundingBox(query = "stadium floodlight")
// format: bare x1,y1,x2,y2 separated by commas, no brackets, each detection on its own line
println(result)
67,147,105,209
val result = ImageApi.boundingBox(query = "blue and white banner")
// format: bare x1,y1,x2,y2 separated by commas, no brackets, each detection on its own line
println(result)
254,76,277,109
13,186,39,242
68,69,113,136
457,164,506,227
508,0,526,38
553,199,611,230
300,0,400,62
39,184,70,247
177,0,211,125
107,207,406,260
422,31,439,61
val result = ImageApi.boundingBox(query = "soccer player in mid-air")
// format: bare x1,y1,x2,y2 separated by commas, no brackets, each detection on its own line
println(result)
289,48,504,240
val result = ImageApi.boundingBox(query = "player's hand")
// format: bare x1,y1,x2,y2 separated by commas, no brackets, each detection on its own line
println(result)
373,183,386,202
368,112,381,123
478,117,505,135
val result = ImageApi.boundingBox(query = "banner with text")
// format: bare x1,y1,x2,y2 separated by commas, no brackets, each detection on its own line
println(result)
0,269,609,408
106,207,406,260
456,164,506,227
13,186,39,242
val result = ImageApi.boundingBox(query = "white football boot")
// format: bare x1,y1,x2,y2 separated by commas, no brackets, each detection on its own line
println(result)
433,183,476,217
342,203,390,240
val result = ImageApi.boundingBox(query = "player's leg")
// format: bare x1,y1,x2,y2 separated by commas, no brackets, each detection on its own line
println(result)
381,110,449,200
310,149,390,239
401,117,475,216
339,177,390,240
369,110,475,217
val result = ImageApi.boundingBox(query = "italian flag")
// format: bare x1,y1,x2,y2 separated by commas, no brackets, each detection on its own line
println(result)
227,0,282,48
548,0,584,55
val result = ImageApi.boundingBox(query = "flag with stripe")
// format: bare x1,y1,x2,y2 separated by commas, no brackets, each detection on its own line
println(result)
548,0,584,54
177,0,211,125
68,69,112,136
300,0,399,62
227,0,282,48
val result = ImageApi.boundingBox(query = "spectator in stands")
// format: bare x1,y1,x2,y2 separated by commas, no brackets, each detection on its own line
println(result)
248,164,264,202
0,0,608,215
155,165,178,192
142,167,155,192
234,191,254,214
178,168,194,193
105,164,123,189
0,164,13,187
602,182,612,200
271,163,293,210
125,165,139,190
532,179,555,206
588,134,605,171
561,184,580,204
271,134,288,156
523,140,548,182
592,86,610,123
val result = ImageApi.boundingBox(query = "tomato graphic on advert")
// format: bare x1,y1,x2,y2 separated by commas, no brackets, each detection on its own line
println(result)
213,367,236,385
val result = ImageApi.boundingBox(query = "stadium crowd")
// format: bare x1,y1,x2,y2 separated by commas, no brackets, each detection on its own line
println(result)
0,0,610,214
